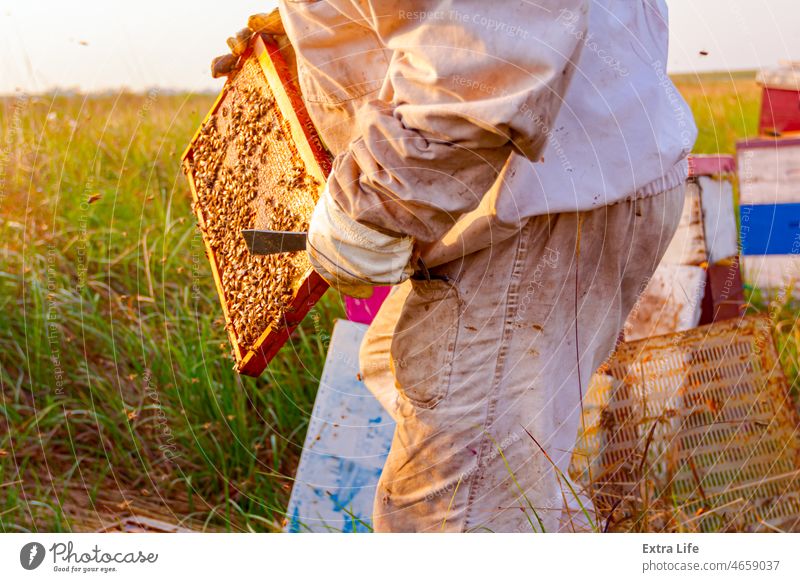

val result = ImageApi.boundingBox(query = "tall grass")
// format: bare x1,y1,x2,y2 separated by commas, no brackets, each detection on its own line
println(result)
0,92,343,532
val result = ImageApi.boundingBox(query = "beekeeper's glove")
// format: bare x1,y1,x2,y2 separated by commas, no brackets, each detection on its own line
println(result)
307,185,415,299
210,10,289,78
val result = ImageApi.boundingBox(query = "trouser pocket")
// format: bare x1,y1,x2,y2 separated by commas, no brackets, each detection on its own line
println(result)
390,278,460,409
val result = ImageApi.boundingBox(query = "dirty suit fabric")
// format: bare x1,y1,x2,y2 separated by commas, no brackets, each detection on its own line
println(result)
359,184,685,532
279,0,697,242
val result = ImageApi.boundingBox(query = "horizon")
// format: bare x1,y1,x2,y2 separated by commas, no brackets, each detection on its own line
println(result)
0,68,766,99
1,0,798,95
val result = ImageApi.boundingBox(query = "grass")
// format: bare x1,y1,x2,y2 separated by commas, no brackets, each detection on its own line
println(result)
0,92,344,532
672,70,762,155
0,71,796,532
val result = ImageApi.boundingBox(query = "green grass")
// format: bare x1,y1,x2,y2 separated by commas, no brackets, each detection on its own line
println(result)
672,71,761,156
0,92,344,532
0,72,795,532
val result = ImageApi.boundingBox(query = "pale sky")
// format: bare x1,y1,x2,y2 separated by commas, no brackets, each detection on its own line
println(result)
1,0,799,95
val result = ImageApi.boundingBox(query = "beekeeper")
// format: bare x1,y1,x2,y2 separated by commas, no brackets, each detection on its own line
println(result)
214,0,697,532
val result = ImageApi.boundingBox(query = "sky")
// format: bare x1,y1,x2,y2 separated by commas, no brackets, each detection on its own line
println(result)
1,0,799,95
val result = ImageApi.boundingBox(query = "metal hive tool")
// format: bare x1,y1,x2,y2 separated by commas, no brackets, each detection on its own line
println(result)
569,316,800,532
182,35,332,376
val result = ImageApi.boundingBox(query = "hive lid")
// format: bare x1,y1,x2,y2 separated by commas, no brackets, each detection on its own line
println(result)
756,62,800,91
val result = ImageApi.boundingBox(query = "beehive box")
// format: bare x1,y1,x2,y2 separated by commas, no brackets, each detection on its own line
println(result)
570,316,800,532
661,156,739,268
623,264,706,341
737,137,800,295
658,179,708,267
624,156,741,341
182,35,332,376
756,63,800,136
285,320,394,532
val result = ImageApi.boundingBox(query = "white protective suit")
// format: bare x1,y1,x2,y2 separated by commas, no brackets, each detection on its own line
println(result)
279,0,697,531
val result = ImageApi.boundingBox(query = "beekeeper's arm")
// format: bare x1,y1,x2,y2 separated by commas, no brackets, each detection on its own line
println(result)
305,1,589,293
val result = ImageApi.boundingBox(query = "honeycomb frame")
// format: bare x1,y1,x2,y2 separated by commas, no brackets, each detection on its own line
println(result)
182,35,332,376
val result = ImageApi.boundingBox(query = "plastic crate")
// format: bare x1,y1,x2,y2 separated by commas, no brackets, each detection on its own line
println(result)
571,316,800,532
182,35,332,376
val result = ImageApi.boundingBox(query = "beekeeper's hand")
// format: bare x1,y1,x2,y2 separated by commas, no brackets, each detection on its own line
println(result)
210,10,289,78
307,184,415,299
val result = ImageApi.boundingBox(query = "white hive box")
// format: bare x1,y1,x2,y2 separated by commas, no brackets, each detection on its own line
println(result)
737,137,800,294
286,320,395,532
625,156,739,340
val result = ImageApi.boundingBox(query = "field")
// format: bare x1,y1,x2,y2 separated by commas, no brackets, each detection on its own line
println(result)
672,71,762,155
0,73,796,532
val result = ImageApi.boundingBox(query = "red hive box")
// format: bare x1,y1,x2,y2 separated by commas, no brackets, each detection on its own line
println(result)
757,63,800,137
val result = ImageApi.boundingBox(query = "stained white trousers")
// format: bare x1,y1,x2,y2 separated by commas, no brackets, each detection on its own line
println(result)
359,185,686,532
